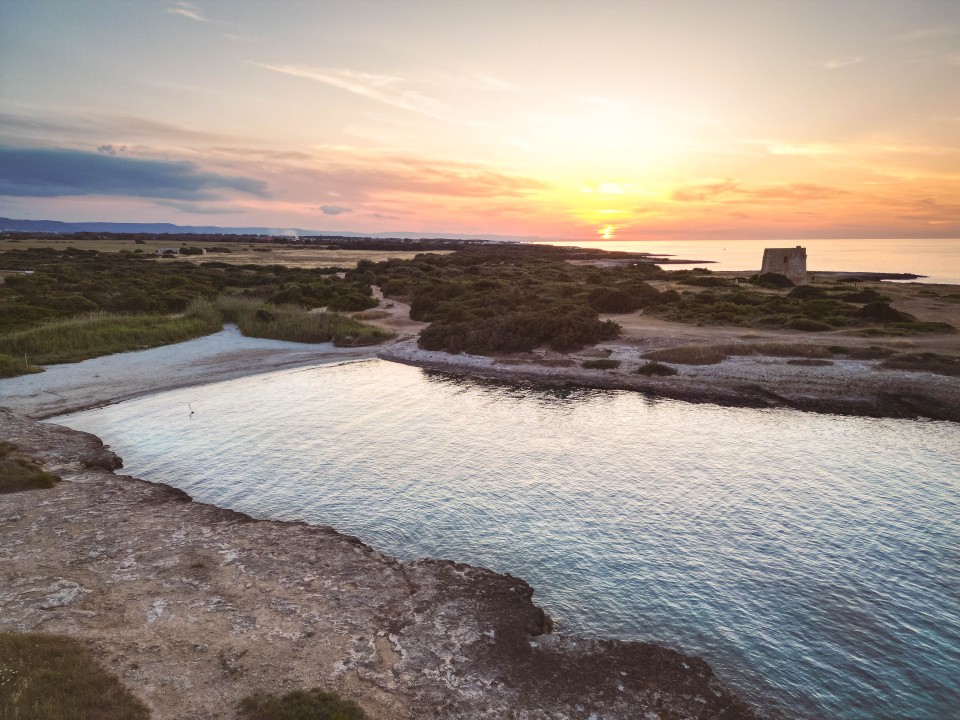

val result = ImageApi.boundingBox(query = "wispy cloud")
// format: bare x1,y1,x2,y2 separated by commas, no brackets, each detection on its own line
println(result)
468,72,519,92
166,2,210,23
818,56,865,70
317,204,351,215
896,27,957,42
672,179,739,202
672,178,848,204
251,63,470,124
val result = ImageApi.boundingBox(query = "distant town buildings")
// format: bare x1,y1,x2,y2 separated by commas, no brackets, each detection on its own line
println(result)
761,245,807,285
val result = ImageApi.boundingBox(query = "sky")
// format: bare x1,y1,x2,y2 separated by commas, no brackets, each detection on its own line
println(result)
1,0,959,240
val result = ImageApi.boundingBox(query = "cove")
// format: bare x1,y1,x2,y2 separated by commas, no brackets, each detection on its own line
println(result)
54,359,960,720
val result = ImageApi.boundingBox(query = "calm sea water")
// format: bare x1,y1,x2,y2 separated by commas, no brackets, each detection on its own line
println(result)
538,238,960,285
56,360,960,720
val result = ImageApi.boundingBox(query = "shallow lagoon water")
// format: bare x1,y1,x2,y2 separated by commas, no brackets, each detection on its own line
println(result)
57,360,960,719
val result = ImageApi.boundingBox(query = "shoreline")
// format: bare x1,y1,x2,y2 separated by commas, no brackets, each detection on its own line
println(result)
378,340,960,422
0,324,379,420
0,407,761,719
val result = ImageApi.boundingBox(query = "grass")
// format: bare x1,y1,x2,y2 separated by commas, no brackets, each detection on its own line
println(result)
200,296,394,347
634,361,678,376
0,312,222,366
641,345,729,365
238,688,367,720
0,353,43,378
0,632,149,720
0,442,62,494
0,297,393,374
350,309,391,320
878,352,960,376
581,358,620,370
642,341,834,366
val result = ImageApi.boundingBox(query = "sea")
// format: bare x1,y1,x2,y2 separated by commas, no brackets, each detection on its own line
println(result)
55,360,960,720
536,238,960,285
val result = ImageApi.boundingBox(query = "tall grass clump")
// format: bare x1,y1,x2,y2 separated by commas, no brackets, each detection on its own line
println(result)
197,296,394,347
0,631,150,719
0,311,222,366
238,688,368,720
0,442,62,494
0,353,43,378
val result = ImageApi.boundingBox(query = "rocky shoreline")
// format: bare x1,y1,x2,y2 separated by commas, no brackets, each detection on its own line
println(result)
378,341,960,422
0,407,761,720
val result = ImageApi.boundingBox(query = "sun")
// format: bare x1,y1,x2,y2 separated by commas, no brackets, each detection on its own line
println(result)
598,225,615,240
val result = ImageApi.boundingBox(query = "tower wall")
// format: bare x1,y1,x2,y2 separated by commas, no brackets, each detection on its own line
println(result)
761,246,807,285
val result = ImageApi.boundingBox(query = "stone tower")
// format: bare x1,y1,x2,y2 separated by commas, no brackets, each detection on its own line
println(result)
761,245,807,285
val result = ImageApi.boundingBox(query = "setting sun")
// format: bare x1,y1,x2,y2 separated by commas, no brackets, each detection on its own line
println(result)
599,225,616,240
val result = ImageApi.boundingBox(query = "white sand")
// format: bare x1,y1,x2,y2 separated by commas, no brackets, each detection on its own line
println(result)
0,324,378,418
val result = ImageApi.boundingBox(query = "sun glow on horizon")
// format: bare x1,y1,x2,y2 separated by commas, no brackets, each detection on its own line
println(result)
599,225,616,240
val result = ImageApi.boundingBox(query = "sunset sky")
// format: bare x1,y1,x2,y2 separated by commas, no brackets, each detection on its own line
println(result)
1,0,959,240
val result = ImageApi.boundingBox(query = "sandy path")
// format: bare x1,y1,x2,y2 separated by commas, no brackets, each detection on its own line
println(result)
0,324,378,419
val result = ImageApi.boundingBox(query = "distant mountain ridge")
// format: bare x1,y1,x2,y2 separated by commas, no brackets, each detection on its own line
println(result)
0,217,540,242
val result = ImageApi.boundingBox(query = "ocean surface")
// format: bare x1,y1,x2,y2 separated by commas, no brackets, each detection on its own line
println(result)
538,238,960,285
55,360,960,720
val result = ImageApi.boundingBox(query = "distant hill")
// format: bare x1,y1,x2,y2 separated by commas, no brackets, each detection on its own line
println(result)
0,217,539,242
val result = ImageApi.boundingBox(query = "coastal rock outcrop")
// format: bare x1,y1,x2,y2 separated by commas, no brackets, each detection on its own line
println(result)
0,407,760,719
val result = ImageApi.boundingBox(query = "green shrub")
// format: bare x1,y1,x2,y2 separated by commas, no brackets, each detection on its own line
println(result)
0,353,44,378
788,285,828,300
856,302,911,323
581,358,620,369
753,272,795,288
0,631,149,719
785,318,832,331
238,688,367,720
878,352,960,376
634,361,678,376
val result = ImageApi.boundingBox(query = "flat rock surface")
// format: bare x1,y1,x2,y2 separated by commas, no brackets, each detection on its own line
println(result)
0,408,759,720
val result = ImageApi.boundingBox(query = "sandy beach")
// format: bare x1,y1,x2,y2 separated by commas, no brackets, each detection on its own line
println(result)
0,324,379,419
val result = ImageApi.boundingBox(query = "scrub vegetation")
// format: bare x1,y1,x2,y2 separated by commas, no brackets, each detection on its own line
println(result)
0,441,61,494
238,688,367,720
350,246,953,357
352,246,665,354
0,631,149,719
647,271,955,334
0,247,391,374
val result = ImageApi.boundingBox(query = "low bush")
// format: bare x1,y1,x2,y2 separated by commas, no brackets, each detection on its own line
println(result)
634,361,678,376
847,346,897,360
878,352,960,376
581,358,620,369
0,353,43,378
786,358,834,366
642,345,728,365
752,272,795,288
238,688,367,720
0,631,149,718
857,302,912,323
785,318,832,332
0,442,62,494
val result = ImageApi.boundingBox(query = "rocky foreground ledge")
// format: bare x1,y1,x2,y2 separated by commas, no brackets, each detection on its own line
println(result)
0,408,760,720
